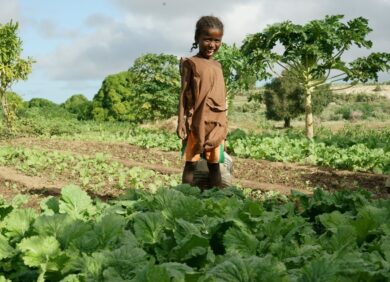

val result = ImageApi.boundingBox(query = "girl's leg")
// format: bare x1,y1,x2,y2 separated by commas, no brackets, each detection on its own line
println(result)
182,161,197,185
207,162,222,188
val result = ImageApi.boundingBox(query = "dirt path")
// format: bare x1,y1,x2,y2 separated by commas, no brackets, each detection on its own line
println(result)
0,166,64,190
1,137,389,202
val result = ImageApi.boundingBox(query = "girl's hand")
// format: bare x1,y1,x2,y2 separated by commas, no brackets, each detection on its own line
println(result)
176,121,187,139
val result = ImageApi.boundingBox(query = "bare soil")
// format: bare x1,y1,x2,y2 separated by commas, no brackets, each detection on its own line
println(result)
1,138,388,206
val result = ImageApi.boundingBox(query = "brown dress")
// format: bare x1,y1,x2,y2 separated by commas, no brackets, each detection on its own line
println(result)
178,55,227,162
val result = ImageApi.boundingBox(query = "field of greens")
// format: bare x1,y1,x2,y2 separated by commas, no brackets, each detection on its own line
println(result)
1,185,390,281
21,120,389,174
1,92,389,281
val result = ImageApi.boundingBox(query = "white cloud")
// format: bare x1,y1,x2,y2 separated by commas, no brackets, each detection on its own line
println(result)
34,19,79,39
0,0,21,23
110,0,258,19
39,17,175,81
222,2,265,45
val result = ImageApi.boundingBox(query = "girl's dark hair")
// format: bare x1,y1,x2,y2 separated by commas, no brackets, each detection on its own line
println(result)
191,15,224,52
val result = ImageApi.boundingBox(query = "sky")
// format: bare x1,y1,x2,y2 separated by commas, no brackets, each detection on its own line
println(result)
1,0,390,103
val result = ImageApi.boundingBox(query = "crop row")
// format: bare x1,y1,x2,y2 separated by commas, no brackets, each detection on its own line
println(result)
62,126,390,174
7,118,390,173
227,135,390,174
0,146,180,193
0,185,389,281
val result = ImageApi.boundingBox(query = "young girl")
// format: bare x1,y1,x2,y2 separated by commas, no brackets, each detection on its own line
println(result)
177,15,227,189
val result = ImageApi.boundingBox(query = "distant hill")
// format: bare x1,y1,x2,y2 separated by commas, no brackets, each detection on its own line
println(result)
331,84,390,99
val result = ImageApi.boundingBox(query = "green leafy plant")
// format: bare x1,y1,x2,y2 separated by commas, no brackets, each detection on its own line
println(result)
0,185,389,281
0,146,180,192
226,129,390,173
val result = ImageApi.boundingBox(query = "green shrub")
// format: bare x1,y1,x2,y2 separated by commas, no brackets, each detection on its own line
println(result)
62,94,92,120
262,71,332,127
373,84,382,92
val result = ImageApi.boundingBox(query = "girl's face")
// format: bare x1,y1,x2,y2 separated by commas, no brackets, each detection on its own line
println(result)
197,28,223,59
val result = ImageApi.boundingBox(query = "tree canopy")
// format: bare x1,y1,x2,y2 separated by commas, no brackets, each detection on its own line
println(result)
92,71,136,122
28,98,58,108
91,53,180,123
242,15,390,138
214,43,256,107
63,94,92,120
263,71,332,128
129,53,180,121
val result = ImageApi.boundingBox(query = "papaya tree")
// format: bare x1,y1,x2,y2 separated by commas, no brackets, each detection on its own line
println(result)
242,15,390,138
0,21,34,129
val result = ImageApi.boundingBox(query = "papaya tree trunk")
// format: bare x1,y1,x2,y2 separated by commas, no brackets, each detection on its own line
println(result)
304,87,314,139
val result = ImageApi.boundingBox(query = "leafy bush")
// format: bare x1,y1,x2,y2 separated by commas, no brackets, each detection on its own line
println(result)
263,74,301,127
62,94,92,120
373,84,382,92
13,116,82,137
0,92,26,133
